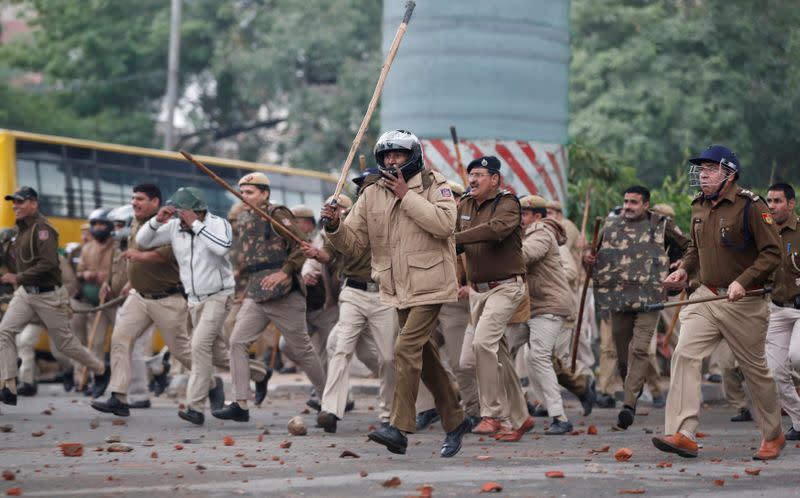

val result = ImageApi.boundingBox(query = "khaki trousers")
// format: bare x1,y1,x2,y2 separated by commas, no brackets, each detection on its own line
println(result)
525,314,568,418
321,287,397,420
109,292,193,397
715,339,749,411
16,322,45,384
391,304,464,433
129,324,155,403
665,286,782,440
765,303,800,431
416,299,480,418
230,292,325,401
470,280,528,428
186,293,233,411
70,299,115,367
0,286,104,381
611,310,660,408
597,316,662,397
307,306,339,369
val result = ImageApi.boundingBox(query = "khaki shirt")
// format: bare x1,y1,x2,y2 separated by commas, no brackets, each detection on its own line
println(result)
76,238,115,283
773,215,800,304
13,213,61,287
522,220,574,318
127,217,181,295
682,186,781,289
326,169,458,309
455,190,525,283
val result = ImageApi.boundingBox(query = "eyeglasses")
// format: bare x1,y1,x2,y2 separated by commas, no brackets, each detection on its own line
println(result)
467,172,490,179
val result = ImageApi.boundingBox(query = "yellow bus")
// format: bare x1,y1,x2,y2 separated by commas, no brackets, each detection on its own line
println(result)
0,129,338,242
0,129,338,360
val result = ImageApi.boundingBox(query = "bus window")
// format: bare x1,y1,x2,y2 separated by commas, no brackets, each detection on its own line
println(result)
68,161,98,218
37,161,69,217
16,159,37,189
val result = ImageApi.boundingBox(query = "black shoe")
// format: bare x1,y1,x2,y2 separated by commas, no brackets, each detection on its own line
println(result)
441,418,471,458
17,382,37,397
731,409,753,422
785,427,800,440
466,415,482,432
178,408,205,425
212,402,249,422
617,405,635,430
652,395,666,409
0,387,17,406
129,399,151,409
92,362,111,399
531,404,549,418
345,399,355,413
208,376,225,411
317,411,339,433
82,383,94,397
380,421,391,429
415,408,440,431
596,393,616,408
91,394,130,417
706,373,722,383
367,425,407,455
150,354,171,397
254,368,272,406
306,398,321,412
545,417,573,435
62,370,75,392
579,380,596,416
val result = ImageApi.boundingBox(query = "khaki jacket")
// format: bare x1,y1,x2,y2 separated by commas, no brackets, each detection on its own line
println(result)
326,169,458,309
523,219,574,318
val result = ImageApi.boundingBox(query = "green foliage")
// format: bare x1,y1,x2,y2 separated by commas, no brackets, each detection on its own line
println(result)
570,0,800,188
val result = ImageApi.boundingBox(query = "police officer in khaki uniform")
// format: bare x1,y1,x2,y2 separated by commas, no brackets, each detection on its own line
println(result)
765,182,800,440
455,156,533,442
213,172,324,423
321,129,470,457
586,186,689,430
654,145,785,460
92,183,202,418
0,187,110,406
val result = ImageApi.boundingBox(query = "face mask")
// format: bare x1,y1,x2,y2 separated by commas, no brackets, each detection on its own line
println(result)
90,226,112,242
112,227,131,241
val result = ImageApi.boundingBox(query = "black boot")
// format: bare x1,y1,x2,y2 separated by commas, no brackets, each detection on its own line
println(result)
579,380,596,416
17,382,37,397
367,425,408,455
212,401,249,422
150,352,171,397
208,376,225,411
441,419,471,458
596,392,616,408
0,387,17,406
178,407,205,425
91,393,130,417
317,411,339,433
254,368,272,406
129,399,151,409
730,408,753,422
617,405,635,430
92,362,111,399
62,370,75,392
415,408,440,431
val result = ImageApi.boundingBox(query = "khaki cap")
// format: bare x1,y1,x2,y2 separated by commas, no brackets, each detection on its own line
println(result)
238,172,270,187
291,204,315,219
325,194,353,209
446,180,465,196
520,195,548,210
652,203,676,218
545,200,562,211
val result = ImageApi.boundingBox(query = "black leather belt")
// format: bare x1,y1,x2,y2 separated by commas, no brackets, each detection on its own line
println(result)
772,299,800,310
139,288,181,300
23,285,55,294
344,278,378,292
242,261,283,274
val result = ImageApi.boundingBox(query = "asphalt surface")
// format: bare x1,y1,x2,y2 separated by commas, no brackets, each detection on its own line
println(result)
1,380,799,497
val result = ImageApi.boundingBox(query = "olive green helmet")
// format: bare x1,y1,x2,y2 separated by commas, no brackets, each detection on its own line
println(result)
168,187,207,211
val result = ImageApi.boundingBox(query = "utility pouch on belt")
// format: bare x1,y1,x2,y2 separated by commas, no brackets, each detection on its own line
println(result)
508,280,531,324
246,263,292,303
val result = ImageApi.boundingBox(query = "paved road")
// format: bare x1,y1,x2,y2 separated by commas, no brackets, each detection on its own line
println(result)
0,383,798,497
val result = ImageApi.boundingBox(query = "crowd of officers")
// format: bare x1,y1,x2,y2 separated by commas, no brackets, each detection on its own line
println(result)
0,131,798,462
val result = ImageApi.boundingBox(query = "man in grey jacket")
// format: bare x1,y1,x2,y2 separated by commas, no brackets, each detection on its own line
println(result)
136,187,234,425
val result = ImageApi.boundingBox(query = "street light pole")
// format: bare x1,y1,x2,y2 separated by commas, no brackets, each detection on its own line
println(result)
163,0,182,150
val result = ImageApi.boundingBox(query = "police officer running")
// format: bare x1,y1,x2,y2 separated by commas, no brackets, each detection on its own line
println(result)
653,145,785,460
0,187,109,406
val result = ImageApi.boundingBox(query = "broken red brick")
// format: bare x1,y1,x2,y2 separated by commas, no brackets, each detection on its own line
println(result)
339,450,360,458
744,468,761,476
223,436,235,447
382,476,402,488
481,481,503,493
59,443,84,457
614,448,633,462
545,471,565,478
2,471,14,481
587,425,598,435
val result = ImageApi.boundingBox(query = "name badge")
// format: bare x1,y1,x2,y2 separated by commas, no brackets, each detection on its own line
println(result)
461,215,471,221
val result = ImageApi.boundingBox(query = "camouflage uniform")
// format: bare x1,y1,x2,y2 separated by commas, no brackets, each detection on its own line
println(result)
228,201,326,403
593,210,689,414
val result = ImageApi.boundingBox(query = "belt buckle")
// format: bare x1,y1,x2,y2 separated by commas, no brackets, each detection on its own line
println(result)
25,286,39,295
366,282,379,292
474,282,490,292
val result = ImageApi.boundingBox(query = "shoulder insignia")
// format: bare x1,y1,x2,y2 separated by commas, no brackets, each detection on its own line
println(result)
439,187,452,198
761,212,774,225
38,230,49,241
281,218,292,227
737,188,760,201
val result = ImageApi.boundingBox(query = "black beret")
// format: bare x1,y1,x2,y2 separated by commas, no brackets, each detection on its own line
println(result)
467,156,501,174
